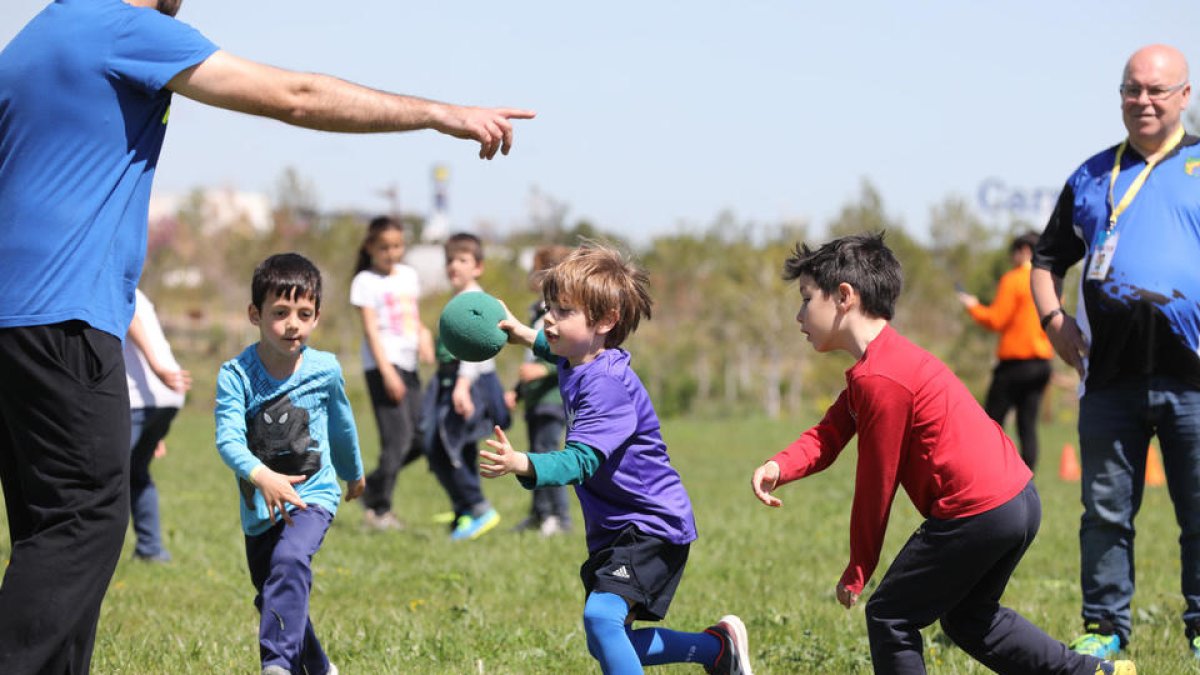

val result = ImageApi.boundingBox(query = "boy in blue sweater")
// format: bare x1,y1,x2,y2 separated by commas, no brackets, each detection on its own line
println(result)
216,253,365,675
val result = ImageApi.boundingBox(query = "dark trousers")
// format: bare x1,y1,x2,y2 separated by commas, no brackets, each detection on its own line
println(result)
527,412,570,523
427,437,489,519
985,359,1052,470
361,366,423,515
865,482,1099,675
245,505,333,674
0,322,131,674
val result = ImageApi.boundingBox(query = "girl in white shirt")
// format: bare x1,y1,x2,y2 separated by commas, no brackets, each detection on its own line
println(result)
350,216,432,530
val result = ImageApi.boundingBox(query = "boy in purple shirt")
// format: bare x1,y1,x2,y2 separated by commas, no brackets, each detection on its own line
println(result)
481,243,752,675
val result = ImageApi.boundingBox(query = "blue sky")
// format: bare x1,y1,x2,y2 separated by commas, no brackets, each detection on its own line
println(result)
4,2,1199,243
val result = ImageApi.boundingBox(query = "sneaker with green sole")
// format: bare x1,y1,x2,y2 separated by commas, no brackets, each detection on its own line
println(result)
1070,620,1122,659
451,508,500,541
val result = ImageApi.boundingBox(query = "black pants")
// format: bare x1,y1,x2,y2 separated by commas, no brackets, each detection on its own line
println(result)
865,482,1099,675
985,359,1052,470
361,366,423,515
0,322,131,674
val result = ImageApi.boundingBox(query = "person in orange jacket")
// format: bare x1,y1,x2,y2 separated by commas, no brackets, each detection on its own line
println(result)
957,231,1054,470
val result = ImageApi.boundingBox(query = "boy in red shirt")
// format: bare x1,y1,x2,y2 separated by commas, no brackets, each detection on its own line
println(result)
750,233,1133,675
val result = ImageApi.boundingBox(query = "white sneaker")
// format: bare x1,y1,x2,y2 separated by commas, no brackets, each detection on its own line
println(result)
539,515,565,537
364,509,404,531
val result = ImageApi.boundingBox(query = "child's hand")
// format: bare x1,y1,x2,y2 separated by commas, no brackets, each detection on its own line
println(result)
518,362,549,383
155,366,192,394
251,466,308,526
751,461,783,507
836,582,859,609
497,302,537,348
503,389,518,410
382,368,407,403
452,378,475,418
344,476,366,502
480,425,532,478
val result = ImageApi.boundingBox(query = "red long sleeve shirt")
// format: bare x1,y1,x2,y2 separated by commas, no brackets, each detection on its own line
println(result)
769,326,1031,595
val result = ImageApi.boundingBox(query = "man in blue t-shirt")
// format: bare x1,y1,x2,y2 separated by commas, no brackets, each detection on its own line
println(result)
0,1,534,670
1032,43,1200,660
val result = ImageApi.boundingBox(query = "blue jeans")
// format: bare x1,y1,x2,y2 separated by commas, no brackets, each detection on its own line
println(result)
1078,377,1200,642
129,406,177,559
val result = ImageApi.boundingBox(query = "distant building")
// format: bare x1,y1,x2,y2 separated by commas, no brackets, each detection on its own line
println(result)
149,187,273,234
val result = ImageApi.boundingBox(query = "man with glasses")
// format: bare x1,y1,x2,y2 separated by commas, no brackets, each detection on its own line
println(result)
1032,43,1200,660
0,1,533,672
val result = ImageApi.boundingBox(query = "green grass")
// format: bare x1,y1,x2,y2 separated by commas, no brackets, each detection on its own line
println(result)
0,408,1189,673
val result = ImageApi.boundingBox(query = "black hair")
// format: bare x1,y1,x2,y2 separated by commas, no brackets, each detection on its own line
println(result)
1010,231,1039,254
782,232,902,320
355,216,405,274
251,253,323,310
444,232,484,263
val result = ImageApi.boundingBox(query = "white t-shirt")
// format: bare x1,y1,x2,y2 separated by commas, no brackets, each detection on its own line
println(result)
124,289,185,410
350,264,422,371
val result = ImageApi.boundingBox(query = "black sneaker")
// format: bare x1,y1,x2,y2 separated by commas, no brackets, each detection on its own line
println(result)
704,614,752,675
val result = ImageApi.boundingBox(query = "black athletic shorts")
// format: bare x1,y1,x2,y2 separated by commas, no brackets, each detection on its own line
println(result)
580,524,691,621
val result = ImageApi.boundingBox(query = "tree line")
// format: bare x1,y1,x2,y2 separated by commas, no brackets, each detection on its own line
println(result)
139,177,1079,421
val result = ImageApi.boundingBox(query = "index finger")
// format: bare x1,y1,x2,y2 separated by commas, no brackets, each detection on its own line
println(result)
497,108,536,121
492,425,509,446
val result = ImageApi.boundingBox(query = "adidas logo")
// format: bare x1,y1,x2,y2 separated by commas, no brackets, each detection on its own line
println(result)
610,565,630,579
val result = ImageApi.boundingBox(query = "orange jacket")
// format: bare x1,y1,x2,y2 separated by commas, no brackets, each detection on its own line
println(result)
967,263,1054,361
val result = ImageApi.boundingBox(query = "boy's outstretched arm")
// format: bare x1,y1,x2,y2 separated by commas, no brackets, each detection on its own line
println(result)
480,426,533,478
249,465,308,526
751,460,784,507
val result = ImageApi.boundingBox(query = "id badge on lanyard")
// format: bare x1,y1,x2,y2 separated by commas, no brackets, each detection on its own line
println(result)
1086,229,1118,281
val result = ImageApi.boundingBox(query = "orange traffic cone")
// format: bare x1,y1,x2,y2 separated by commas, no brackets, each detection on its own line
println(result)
1146,443,1166,487
1059,442,1081,481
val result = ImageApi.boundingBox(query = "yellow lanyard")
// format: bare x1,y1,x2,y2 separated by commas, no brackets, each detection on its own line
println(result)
1107,125,1186,230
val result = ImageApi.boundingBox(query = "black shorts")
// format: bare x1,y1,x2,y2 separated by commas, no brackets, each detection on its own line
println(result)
580,524,691,621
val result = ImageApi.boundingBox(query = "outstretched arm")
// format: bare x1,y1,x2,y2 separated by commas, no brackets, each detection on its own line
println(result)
167,51,535,159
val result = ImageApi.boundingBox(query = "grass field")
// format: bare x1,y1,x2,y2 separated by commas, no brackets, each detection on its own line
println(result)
0,406,1189,673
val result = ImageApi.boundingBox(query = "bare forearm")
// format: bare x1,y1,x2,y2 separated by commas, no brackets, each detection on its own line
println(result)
171,51,534,158
269,72,448,133
1029,267,1063,317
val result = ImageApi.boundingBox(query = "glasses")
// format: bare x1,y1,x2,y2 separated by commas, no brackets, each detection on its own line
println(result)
1120,81,1188,101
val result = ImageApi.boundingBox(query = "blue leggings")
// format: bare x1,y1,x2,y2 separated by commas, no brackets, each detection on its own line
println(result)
582,591,719,674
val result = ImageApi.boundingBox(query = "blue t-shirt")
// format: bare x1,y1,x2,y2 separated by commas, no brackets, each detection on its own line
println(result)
1035,135,1200,391
0,0,217,338
215,345,364,536
559,348,697,553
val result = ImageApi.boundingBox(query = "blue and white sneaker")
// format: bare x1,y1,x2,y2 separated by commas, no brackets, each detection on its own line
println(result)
451,508,500,541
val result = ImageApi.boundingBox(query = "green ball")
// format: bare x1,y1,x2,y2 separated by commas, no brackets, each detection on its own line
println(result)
438,291,507,362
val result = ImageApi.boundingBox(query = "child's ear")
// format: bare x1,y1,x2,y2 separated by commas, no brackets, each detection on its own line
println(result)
594,308,619,335
247,303,261,326
836,282,856,309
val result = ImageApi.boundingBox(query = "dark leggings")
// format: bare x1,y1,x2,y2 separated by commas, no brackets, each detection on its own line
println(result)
984,359,1052,470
